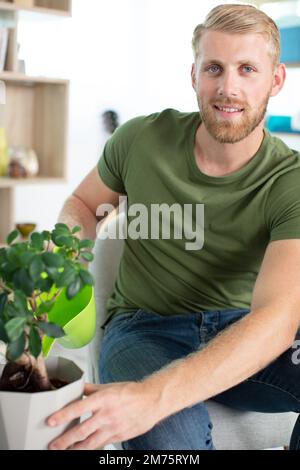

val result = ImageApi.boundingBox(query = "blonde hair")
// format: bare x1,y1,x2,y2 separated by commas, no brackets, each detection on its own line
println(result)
192,4,280,68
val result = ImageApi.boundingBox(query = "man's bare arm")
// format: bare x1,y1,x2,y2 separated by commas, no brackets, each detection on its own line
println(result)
58,167,122,240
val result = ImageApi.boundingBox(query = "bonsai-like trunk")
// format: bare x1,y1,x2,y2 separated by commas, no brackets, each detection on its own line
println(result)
0,353,53,393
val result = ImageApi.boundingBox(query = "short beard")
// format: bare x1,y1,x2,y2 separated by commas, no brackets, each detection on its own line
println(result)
198,93,270,144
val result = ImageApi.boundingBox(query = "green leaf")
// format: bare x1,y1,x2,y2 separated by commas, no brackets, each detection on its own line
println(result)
0,293,7,318
29,327,42,358
66,276,82,300
30,232,45,251
72,226,81,234
53,235,74,248
29,256,45,282
37,300,55,315
42,230,51,241
0,262,12,280
0,247,7,264
79,269,94,286
20,251,35,268
35,277,53,293
54,223,70,233
13,268,34,296
5,303,18,319
7,332,26,361
5,317,27,342
55,265,76,288
80,251,94,263
79,239,94,250
6,248,20,267
13,290,29,314
0,318,9,342
45,266,60,282
51,234,64,247
42,252,64,268
38,321,65,338
53,247,67,258
6,230,19,246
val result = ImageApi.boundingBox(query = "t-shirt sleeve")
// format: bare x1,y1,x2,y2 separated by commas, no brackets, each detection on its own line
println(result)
97,116,145,194
265,168,300,242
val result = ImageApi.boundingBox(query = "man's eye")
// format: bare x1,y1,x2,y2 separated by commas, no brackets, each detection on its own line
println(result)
206,65,221,73
242,65,254,73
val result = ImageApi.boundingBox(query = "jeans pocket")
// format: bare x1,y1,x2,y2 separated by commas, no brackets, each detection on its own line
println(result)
103,309,145,336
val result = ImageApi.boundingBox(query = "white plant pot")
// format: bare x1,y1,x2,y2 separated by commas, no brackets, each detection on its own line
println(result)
0,356,84,450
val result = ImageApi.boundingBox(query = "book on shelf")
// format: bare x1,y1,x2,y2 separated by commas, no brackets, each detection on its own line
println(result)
0,27,8,72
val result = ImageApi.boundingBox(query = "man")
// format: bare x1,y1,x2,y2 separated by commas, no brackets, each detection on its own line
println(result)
48,4,300,450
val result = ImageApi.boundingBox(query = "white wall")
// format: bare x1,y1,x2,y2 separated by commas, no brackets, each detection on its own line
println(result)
13,0,300,231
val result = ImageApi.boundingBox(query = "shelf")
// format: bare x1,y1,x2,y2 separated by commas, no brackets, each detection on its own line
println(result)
0,176,66,187
0,1,71,17
2,76,69,179
0,71,69,85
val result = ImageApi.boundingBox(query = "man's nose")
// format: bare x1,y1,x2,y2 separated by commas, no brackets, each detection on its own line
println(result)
217,70,239,97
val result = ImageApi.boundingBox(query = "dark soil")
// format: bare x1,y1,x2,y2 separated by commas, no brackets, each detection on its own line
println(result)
0,363,68,393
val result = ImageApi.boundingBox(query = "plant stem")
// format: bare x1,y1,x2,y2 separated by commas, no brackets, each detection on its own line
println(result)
0,281,13,295
15,353,52,391
50,288,63,303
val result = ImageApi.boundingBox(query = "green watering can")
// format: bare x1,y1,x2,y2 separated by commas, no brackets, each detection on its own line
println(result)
42,285,96,357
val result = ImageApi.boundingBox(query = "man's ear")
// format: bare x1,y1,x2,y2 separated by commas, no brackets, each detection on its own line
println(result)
191,63,197,91
270,63,286,97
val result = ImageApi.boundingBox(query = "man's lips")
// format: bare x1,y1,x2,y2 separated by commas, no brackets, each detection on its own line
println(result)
214,105,244,113
213,104,245,118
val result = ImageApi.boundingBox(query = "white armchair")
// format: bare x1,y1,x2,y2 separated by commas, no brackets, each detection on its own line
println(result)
88,212,297,450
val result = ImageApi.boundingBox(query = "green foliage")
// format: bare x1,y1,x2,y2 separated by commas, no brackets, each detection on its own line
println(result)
80,252,94,263
38,321,65,338
5,317,27,342
0,224,94,362
29,326,42,358
0,319,9,343
7,332,26,361
0,292,7,318
79,269,94,286
6,230,19,246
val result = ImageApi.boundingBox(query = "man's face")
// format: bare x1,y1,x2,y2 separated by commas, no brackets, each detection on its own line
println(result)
192,30,278,143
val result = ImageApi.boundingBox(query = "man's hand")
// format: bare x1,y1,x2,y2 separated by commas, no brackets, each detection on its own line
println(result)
47,381,163,450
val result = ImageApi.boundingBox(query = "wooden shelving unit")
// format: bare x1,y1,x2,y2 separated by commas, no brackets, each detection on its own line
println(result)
0,1,71,243
0,72,69,180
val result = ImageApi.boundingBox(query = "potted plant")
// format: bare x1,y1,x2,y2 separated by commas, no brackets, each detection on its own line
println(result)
0,223,96,450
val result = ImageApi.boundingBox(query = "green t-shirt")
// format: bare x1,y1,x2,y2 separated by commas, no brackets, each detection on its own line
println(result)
98,108,300,320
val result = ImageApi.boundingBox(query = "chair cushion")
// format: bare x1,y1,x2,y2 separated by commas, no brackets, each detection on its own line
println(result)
206,400,296,450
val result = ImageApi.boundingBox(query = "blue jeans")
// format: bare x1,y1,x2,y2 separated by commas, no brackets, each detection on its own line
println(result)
99,308,300,450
